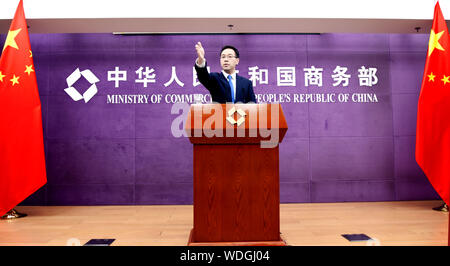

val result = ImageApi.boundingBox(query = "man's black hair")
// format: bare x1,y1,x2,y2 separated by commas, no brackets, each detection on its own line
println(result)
220,45,239,58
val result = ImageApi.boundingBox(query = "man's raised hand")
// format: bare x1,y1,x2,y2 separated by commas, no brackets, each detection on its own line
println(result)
195,42,205,65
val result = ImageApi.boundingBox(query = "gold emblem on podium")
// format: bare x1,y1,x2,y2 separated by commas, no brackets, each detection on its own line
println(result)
226,106,246,126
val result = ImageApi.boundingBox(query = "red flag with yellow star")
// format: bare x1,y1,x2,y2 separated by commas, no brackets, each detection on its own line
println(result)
0,0,46,216
416,1,450,212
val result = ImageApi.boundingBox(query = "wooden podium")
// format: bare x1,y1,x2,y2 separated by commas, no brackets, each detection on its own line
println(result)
185,103,288,246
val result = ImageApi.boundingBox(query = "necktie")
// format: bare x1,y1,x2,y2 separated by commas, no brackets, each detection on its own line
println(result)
228,75,235,103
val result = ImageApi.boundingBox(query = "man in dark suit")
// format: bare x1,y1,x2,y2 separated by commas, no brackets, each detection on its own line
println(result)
194,42,256,103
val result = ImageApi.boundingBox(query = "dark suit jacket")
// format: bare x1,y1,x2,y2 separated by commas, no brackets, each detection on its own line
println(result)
195,62,257,103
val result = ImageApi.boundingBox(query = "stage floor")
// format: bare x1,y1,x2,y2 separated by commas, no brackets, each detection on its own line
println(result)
0,200,447,246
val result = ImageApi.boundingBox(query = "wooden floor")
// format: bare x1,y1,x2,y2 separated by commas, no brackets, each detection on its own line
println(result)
0,200,448,246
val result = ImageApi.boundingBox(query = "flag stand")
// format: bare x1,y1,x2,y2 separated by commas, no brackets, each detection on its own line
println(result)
0,209,27,219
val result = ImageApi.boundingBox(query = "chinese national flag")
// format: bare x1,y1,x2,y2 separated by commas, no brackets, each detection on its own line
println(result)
415,1,450,245
0,0,47,216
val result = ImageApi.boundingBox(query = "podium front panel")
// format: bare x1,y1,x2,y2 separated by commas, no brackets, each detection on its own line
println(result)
193,143,280,242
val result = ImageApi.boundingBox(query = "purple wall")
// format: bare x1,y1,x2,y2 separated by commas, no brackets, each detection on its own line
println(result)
0,33,438,205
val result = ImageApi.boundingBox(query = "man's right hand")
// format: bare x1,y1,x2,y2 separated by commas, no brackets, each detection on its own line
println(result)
195,42,205,65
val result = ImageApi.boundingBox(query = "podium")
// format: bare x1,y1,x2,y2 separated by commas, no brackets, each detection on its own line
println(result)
185,103,288,246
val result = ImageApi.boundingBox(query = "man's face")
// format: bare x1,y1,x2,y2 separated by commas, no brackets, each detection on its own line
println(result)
220,48,239,74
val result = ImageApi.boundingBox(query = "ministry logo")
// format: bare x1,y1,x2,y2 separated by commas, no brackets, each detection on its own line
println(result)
64,68,99,103
226,106,246,126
